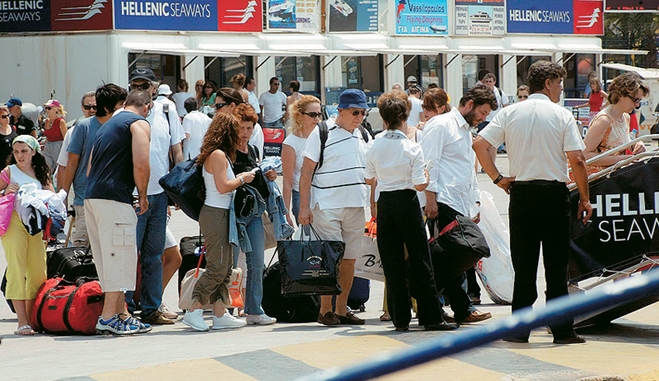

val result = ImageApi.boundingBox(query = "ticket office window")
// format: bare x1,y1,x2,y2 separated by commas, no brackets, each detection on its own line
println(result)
462,54,499,94
275,56,321,97
403,55,444,90
342,56,383,93
563,54,595,98
127,53,179,89
203,56,254,88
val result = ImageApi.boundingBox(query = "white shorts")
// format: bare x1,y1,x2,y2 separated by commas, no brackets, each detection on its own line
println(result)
311,205,364,260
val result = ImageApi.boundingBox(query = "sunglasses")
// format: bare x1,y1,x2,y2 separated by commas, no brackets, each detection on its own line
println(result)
630,96,642,104
302,111,322,118
204,85,213,89
44,106,52,111
130,82,152,91
83,104,97,111
517,95,528,99
0,115,8,119
214,103,230,110
195,84,203,87
349,110,367,116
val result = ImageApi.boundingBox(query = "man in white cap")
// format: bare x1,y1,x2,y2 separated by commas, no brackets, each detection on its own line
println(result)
406,75,418,89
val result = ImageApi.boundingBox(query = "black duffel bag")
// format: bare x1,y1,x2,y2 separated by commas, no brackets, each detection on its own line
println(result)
47,246,97,281
429,215,491,282
262,261,320,323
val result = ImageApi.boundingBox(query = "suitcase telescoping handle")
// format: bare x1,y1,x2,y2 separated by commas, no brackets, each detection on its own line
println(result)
193,245,206,278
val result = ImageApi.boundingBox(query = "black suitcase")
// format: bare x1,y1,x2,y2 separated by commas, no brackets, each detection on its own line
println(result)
348,277,370,312
178,236,206,296
262,262,320,323
47,247,97,281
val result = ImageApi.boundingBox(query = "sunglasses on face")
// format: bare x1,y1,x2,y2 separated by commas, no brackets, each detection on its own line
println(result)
214,103,229,110
44,106,52,111
302,111,322,118
0,115,9,119
83,104,97,111
204,85,213,89
130,82,152,91
631,96,642,104
517,95,528,99
349,110,367,116
195,84,203,87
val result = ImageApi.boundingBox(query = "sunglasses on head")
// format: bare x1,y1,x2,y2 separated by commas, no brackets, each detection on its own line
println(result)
302,111,322,118
517,95,528,99
130,82,152,91
349,110,367,116
83,104,97,111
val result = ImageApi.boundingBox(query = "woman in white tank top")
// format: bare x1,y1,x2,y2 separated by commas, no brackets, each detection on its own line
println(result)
181,113,257,332
0,135,54,336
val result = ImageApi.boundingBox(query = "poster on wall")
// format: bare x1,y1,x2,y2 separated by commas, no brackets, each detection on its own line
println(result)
0,0,51,32
507,0,604,35
455,0,504,36
395,0,448,36
606,0,659,11
218,0,262,32
328,0,378,32
51,0,114,31
267,0,318,30
114,0,218,31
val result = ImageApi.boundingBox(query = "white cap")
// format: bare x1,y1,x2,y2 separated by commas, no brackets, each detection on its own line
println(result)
158,84,172,96
406,75,417,83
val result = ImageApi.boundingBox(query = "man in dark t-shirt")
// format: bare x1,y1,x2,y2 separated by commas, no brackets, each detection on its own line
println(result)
85,90,152,336
7,98,36,137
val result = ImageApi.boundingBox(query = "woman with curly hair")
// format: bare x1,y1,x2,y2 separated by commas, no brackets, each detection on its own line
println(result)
582,72,648,173
181,113,256,332
282,94,321,226
42,99,68,175
230,74,249,102
1,135,54,335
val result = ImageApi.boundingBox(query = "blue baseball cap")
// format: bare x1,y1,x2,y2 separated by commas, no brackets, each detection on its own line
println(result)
7,97,22,108
338,89,368,109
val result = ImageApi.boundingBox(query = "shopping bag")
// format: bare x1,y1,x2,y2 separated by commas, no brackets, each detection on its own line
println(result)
263,212,277,250
228,267,244,308
276,224,344,297
0,170,14,236
354,236,384,282
178,247,212,310
159,157,205,221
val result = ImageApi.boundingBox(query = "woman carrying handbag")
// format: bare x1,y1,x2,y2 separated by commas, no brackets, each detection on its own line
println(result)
180,113,255,332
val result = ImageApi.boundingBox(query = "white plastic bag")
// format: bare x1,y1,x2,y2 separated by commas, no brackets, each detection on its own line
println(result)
475,190,514,304
354,236,385,282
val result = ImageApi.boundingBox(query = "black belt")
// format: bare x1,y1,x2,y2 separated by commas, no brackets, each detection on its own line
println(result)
513,180,565,186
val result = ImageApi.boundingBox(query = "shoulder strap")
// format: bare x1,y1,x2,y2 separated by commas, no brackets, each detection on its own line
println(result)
317,121,329,170
358,124,370,142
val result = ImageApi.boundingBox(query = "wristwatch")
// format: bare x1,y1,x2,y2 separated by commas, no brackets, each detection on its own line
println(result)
239,175,245,185
493,174,504,184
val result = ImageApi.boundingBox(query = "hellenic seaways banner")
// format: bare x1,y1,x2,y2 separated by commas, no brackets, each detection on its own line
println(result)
507,0,603,35
114,0,217,31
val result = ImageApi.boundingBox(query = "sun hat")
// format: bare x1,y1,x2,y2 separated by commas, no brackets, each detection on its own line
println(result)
338,89,368,109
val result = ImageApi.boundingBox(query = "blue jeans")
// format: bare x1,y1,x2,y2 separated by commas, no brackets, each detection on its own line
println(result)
291,189,300,224
233,213,265,315
126,192,168,317
264,118,284,128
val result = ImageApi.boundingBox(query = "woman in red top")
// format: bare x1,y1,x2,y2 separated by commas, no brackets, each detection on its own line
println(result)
575,77,608,123
42,99,67,176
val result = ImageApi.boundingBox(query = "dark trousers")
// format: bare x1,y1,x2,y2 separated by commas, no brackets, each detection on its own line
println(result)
434,203,473,321
377,190,443,328
509,181,575,339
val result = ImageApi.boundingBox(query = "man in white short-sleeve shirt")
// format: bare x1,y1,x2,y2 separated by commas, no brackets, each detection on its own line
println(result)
258,77,287,127
181,97,211,160
473,60,592,344
298,89,371,326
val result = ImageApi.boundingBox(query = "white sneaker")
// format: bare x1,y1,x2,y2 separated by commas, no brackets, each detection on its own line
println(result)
182,310,209,332
246,314,277,325
213,312,247,330
158,303,179,320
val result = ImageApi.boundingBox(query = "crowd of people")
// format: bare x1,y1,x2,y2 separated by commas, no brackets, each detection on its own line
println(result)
1,61,645,341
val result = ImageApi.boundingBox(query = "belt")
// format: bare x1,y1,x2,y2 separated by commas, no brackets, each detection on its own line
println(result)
513,180,564,186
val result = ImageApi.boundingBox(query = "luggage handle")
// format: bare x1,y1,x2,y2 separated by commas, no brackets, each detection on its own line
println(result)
193,245,206,278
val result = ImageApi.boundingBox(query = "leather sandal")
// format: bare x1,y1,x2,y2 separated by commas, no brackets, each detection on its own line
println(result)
14,324,35,335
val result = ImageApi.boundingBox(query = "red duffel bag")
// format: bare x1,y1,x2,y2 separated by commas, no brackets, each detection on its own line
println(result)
31,277,104,335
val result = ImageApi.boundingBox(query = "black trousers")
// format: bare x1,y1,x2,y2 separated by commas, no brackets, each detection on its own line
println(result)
433,203,473,321
377,190,443,328
509,181,576,339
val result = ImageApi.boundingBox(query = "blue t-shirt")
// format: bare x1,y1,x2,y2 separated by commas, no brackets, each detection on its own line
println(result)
67,116,102,206
85,111,146,205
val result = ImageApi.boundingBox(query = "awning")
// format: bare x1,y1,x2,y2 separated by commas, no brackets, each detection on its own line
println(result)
329,34,393,56
556,43,649,56
601,63,659,80
121,42,239,57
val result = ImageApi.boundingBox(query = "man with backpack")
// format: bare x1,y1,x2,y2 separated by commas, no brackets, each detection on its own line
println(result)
298,89,371,326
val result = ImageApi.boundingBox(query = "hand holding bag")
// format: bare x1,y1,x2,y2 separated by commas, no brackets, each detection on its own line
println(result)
0,171,15,236
277,225,345,297
428,215,491,281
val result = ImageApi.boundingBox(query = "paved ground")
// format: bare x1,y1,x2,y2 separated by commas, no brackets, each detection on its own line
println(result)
1,154,659,381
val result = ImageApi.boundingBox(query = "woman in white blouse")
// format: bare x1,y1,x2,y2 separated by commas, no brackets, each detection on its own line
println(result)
365,91,455,332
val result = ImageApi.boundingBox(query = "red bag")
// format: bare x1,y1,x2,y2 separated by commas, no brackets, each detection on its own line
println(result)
31,277,104,335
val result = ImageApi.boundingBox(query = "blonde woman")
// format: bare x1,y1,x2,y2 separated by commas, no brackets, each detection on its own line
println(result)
230,74,249,102
42,99,67,175
281,95,321,226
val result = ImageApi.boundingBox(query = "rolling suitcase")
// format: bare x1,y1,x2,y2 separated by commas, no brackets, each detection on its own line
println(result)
177,235,205,296
47,247,97,281
262,261,320,322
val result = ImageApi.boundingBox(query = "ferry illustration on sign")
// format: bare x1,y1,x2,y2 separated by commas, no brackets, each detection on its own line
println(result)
470,11,492,25
331,0,353,17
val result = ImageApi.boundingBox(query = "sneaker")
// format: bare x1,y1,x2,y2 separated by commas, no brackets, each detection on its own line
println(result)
96,315,139,335
158,303,179,320
120,314,152,334
140,310,176,325
246,314,277,325
212,312,246,330
182,309,210,332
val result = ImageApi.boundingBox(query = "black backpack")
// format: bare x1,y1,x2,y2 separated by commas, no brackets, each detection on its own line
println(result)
316,121,370,170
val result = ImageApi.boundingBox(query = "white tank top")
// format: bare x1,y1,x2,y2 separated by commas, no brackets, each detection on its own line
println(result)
8,164,42,189
203,160,234,209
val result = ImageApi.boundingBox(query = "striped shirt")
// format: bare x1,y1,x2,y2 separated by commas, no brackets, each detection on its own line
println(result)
303,119,370,210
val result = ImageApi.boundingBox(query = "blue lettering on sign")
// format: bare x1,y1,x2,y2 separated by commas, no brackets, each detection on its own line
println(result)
506,0,573,34
115,0,217,31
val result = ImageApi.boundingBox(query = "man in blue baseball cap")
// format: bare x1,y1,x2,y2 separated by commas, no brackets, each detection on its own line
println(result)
298,88,371,326
7,97,36,137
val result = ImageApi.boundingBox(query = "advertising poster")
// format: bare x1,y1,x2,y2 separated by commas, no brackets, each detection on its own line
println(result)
51,0,114,31
267,0,317,30
455,0,504,36
395,0,448,36
0,0,51,32
114,0,217,31
507,0,603,35
218,0,262,32
328,0,378,32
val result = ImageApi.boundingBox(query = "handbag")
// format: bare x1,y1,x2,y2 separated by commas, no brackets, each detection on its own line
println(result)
263,211,277,250
179,248,212,310
276,225,345,297
159,157,205,221
228,267,244,308
428,215,491,281
0,171,15,236
234,184,257,218
354,217,384,282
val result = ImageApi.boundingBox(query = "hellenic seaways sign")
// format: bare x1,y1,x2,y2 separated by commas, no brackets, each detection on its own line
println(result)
0,0,50,32
507,0,603,35
115,0,217,30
